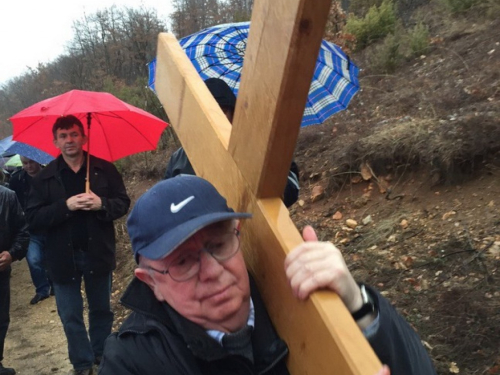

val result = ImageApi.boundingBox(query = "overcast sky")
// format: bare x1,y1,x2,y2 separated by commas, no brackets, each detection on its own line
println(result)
0,0,173,85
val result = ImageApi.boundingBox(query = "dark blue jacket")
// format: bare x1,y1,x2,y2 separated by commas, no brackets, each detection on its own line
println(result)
99,276,436,375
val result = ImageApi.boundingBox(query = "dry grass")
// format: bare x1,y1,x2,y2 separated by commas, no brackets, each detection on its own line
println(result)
326,114,500,191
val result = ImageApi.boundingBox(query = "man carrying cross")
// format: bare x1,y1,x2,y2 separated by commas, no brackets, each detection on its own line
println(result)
98,176,435,375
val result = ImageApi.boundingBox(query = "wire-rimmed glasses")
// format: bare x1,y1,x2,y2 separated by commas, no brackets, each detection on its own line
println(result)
148,228,241,282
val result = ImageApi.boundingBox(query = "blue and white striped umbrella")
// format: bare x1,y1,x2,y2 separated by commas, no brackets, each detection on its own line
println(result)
0,135,55,165
148,21,360,127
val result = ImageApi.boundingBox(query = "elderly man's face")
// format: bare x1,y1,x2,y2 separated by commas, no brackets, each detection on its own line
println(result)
135,221,250,333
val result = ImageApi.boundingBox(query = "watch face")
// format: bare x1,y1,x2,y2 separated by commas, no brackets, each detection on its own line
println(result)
360,284,369,304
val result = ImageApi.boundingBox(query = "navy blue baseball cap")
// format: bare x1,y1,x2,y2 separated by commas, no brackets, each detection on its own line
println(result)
127,175,252,262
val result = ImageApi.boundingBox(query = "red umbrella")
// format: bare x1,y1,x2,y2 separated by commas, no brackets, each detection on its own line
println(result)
9,90,168,192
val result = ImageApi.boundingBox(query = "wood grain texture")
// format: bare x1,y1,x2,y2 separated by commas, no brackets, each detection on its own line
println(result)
230,0,331,201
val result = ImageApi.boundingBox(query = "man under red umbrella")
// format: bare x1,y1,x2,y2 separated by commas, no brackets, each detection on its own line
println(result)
26,116,130,375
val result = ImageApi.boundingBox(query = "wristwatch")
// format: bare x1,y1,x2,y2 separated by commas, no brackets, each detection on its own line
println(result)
351,284,376,321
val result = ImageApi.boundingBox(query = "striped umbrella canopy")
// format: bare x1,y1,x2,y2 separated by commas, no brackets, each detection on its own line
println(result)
148,21,360,127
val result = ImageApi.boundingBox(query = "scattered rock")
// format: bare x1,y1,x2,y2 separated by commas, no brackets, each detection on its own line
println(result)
442,211,457,220
378,179,390,194
351,175,362,184
487,241,500,258
360,162,372,180
332,211,343,220
345,219,358,229
387,234,397,242
449,362,459,374
309,172,321,182
311,185,324,202
400,219,409,229
362,215,373,225
353,195,369,208
298,199,305,207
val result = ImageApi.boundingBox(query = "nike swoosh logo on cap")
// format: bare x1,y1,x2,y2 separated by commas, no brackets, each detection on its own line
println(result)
170,196,195,213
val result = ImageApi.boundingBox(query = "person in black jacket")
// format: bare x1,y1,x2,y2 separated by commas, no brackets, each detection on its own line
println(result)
98,176,435,375
8,157,52,305
164,78,300,208
26,115,130,375
0,182,29,375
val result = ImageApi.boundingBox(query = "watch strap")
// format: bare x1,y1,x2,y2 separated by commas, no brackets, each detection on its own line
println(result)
351,284,375,321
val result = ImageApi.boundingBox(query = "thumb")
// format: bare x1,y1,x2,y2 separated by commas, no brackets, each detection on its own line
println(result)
302,225,318,242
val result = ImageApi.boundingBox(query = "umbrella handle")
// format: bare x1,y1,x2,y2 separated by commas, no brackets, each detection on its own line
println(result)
85,154,90,193
86,113,91,194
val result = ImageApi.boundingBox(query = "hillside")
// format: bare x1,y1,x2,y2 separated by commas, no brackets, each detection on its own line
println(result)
288,4,500,374
115,4,500,374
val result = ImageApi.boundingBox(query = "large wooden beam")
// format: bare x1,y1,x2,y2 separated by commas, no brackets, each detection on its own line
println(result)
154,1,382,374
230,0,330,202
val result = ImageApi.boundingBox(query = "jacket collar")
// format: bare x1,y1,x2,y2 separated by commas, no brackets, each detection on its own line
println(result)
120,275,289,372
40,153,105,180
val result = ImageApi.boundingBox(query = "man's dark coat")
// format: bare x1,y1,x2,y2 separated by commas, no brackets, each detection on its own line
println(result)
26,155,130,283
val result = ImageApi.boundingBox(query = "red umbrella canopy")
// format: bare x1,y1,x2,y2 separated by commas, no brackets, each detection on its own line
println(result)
9,90,168,162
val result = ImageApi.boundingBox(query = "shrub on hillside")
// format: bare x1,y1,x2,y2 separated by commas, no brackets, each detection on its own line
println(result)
348,0,383,16
366,20,430,74
485,0,500,18
345,0,397,50
405,22,430,56
324,2,357,53
368,32,403,73
439,0,479,13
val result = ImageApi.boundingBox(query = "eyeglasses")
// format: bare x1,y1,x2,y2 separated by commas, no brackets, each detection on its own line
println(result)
148,228,241,282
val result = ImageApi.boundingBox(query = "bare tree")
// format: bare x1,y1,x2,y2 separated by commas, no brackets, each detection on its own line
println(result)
170,0,252,38
0,6,168,125
67,6,167,88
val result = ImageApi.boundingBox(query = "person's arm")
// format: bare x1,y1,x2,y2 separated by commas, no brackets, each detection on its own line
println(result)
98,333,146,375
7,173,21,201
94,163,131,221
99,331,186,375
283,161,300,207
25,177,71,232
0,190,29,270
284,226,436,375
365,286,436,375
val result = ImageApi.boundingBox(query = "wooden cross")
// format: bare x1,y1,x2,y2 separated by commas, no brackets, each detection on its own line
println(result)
154,1,381,374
